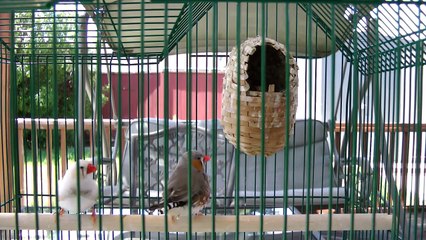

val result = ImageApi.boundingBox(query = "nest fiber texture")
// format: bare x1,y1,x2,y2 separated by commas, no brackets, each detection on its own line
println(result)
221,36,299,156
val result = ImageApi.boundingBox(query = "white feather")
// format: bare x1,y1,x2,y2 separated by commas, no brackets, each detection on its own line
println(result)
58,160,98,213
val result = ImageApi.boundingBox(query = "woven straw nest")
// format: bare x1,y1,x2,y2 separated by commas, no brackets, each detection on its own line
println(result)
221,36,299,156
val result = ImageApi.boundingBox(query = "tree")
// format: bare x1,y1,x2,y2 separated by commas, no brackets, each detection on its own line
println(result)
15,10,76,118
14,9,109,148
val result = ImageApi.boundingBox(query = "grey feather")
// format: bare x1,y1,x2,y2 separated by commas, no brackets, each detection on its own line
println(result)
150,150,210,210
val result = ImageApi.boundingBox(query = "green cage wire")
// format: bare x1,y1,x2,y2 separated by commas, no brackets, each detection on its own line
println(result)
0,1,425,239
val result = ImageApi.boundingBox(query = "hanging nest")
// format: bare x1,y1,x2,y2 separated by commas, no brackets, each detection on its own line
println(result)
221,36,299,156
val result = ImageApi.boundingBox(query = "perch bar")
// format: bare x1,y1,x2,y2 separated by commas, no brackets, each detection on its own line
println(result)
0,213,392,232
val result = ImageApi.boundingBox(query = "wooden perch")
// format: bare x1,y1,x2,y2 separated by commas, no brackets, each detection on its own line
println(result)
0,213,393,232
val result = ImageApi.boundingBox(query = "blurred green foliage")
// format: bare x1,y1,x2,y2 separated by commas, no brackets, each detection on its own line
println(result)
14,10,110,148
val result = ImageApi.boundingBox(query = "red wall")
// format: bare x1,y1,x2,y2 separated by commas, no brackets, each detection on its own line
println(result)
102,72,224,120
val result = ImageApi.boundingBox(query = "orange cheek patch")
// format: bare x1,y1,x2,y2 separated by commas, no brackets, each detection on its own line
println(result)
192,160,203,172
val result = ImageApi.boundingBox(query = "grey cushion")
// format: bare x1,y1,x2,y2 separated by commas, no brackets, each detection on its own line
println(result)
234,119,343,207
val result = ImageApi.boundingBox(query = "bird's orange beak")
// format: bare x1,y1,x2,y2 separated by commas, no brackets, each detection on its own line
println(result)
87,164,97,174
203,155,210,162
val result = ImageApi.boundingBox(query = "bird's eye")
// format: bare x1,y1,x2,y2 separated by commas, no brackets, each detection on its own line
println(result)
80,166,84,169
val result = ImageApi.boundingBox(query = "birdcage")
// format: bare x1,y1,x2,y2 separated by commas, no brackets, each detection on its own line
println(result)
0,1,426,240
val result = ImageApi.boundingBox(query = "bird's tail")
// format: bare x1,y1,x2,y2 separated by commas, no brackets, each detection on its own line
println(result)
148,201,186,215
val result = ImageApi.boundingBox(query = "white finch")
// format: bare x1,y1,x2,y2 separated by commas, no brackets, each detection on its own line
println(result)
58,160,98,223
149,150,211,221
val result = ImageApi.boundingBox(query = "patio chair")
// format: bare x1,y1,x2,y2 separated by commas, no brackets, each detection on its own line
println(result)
230,119,349,239
232,119,346,210
99,118,235,215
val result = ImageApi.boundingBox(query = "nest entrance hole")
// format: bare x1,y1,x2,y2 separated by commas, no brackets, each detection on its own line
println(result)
246,44,286,92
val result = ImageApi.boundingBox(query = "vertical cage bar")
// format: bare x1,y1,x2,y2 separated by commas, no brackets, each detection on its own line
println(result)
211,1,218,238
116,0,124,238
139,0,147,238
163,1,170,239
305,3,314,238
95,0,104,236
349,8,360,240
51,5,61,237
186,2,193,239
412,40,423,240
72,2,83,235
391,12,402,235
328,4,337,240
234,2,241,239
283,2,291,238
371,11,380,239
29,10,41,238
259,2,266,239
10,10,21,240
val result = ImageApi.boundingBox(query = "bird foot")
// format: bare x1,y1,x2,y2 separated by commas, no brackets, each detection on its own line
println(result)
193,212,203,219
58,208,65,216
91,208,97,225
170,215,180,223
54,208,65,225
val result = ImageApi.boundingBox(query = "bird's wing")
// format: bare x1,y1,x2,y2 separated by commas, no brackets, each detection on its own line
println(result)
166,167,190,203
58,179,77,201
80,188,97,199
168,169,210,204
150,163,210,210
58,165,78,201
149,165,188,211
191,172,210,206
